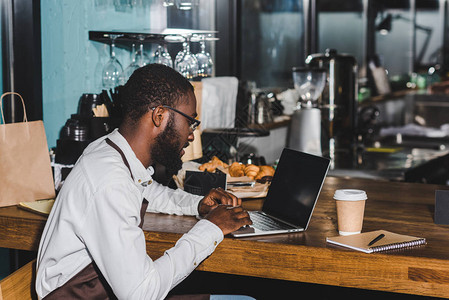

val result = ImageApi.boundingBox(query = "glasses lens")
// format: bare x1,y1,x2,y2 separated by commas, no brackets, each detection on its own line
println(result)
160,105,200,131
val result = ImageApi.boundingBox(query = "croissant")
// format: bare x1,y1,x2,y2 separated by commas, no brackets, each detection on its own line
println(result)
255,165,275,180
199,162,215,172
199,156,228,172
214,156,229,168
244,164,260,179
229,162,244,177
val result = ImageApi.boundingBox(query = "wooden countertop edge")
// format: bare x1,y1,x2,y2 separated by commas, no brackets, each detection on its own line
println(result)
145,231,449,298
1,209,449,298
0,209,46,251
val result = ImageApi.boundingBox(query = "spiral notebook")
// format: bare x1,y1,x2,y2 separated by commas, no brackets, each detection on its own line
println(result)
326,230,426,253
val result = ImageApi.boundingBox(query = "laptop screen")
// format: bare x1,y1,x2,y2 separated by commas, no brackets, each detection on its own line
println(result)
262,148,330,229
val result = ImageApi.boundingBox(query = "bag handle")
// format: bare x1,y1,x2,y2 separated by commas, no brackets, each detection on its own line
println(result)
0,92,28,124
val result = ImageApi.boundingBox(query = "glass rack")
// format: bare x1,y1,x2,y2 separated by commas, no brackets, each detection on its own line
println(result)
88,29,218,44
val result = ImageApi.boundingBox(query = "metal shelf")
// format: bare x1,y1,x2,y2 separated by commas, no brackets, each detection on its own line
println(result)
88,28,218,45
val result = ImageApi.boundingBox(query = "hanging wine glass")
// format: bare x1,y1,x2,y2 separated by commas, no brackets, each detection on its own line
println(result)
175,35,198,80
135,41,150,68
175,41,187,66
195,35,214,78
152,44,173,68
161,44,174,67
102,34,124,89
124,43,139,81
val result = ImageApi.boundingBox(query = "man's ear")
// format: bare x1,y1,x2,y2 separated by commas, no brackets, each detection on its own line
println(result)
151,106,166,128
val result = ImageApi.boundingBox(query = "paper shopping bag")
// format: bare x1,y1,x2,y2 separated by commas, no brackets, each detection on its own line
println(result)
0,92,55,207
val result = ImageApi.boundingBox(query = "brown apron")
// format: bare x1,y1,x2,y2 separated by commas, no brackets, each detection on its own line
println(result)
44,138,209,300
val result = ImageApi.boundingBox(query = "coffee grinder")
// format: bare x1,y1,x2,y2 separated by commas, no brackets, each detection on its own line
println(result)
305,49,358,158
288,67,326,156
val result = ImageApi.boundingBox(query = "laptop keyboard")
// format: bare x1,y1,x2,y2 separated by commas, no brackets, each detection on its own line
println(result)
249,211,296,231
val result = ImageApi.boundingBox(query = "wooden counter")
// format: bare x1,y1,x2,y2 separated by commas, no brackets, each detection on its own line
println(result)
1,177,449,298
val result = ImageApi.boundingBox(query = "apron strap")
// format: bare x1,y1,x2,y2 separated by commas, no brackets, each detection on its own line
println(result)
106,137,149,227
106,138,134,181
44,137,149,299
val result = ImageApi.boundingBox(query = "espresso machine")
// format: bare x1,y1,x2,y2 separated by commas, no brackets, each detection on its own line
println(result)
288,68,327,156
305,49,358,157
55,93,118,165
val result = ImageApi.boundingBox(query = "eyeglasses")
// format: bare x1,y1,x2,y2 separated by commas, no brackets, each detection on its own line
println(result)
152,105,201,132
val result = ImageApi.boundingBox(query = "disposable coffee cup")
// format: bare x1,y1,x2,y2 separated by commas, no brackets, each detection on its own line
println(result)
334,189,368,235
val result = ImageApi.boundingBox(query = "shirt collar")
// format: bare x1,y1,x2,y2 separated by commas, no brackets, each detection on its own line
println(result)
106,128,154,186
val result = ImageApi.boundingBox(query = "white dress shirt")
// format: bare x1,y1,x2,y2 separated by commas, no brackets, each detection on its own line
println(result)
36,129,224,299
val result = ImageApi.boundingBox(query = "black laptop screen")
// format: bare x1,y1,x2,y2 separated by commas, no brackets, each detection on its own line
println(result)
262,148,330,229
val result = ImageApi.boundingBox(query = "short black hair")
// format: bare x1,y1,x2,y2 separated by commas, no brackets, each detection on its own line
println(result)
121,64,194,123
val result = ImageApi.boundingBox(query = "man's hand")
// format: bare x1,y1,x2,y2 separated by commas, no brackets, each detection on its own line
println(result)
205,205,252,235
198,188,241,217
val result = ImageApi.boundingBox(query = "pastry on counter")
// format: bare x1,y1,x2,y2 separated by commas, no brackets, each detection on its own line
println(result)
198,156,274,180
229,162,244,177
198,156,229,172
255,165,275,180
244,164,259,179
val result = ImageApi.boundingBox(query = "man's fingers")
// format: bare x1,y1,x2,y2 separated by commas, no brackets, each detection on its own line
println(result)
205,205,253,234
228,206,252,225
214,188,241,206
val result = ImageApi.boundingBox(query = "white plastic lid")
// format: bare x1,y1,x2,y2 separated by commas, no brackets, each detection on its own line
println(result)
333,189,367,201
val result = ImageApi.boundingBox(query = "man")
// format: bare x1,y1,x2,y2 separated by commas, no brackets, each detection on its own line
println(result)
36,64,252,299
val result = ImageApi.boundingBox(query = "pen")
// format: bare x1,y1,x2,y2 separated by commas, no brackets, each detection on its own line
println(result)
368,233,385,246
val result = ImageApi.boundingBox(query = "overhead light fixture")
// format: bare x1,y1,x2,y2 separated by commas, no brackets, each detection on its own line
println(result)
178,1,193,10
376,13,392,35
375,12,433,68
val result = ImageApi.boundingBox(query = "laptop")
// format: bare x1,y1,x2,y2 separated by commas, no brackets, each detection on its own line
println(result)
231,148,330,238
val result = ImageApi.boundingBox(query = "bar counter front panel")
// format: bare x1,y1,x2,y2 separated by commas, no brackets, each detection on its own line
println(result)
1,177,449,298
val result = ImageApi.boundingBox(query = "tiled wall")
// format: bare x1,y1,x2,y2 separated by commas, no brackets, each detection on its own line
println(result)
41,0,166,147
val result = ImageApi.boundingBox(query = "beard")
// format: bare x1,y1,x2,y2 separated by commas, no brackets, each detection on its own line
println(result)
151,114,188,177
